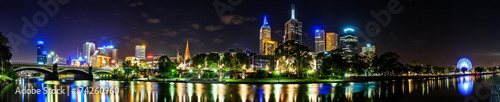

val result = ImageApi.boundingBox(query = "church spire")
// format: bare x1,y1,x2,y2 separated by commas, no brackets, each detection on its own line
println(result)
176,45,180,62
184,40,190,63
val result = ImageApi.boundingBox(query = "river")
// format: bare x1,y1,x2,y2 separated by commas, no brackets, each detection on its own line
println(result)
0,74,495,102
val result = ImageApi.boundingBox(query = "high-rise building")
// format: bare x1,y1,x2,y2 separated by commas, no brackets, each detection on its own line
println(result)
259,16,272,55
325,32,339,51
264,41,277,55
361,43,376,55
314,30,325,52
110,49,118,66
135,45,146,60
284,4,303,44
36,41,47,65
339,28,358,62
184,41,191,62
83,42,96,65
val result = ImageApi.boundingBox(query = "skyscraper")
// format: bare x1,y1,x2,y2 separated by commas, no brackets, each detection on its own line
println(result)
339,28,358,62
325,32,339,51
314,30,325,52
259,16,272,55
184,41,191,62
83,42,96,64
36,41,46,65
284,4,303,44
135,45,146,60
110,49,118,66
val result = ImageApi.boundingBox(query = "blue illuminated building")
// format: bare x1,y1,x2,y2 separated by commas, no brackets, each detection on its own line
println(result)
37,41,47,65
314,29,325,52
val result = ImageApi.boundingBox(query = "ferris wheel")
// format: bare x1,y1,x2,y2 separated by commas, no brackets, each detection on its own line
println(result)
457,58,472,71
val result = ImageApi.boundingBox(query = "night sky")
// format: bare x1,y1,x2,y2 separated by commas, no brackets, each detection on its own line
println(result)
1,0,499,67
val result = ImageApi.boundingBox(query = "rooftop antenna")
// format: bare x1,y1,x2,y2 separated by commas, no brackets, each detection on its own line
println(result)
291,4,295,19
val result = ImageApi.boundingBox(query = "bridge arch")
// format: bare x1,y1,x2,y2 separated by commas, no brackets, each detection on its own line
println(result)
93,70,113,74
58,69,89,74
12,67,52,73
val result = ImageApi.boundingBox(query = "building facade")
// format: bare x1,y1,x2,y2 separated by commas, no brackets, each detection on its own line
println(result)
264,41,277,55
314,30,325,52
110,49,118,66
83,42,96,65
90,55,111,67
284,4,303,44
135,45,146,60
325,32,338,51
361,43,375,56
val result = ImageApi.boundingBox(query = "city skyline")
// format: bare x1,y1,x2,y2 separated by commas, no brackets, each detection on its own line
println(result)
1,0,500,67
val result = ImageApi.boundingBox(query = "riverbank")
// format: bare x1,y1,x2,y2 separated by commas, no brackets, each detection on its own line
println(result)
0,75,13,88
92,72,500,84
490,73,500,101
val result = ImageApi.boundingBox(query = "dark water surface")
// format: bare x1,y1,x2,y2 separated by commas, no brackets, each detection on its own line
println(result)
0,74,495,102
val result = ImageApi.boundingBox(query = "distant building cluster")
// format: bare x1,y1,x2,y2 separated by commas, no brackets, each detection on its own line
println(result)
254,4,376,70
33,3,376,71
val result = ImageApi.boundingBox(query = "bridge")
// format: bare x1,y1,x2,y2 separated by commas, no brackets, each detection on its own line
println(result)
11,62,114,80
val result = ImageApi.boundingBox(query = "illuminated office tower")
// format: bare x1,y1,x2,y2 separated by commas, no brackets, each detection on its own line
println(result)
259,15,272,55
314,30,325,52
284,4,303,44
37,41,47,65
83,42,96,64
339,28,358,62
325,32,338,51
135,45,146,60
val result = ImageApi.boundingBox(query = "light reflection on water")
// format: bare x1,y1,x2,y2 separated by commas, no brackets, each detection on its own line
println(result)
0,74,494,102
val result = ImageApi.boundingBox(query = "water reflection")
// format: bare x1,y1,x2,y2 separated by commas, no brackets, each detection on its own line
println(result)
0,74,495,102
458,75,474,96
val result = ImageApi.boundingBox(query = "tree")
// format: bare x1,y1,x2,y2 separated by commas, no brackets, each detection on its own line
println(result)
475,67,484,73
0,32,12,74
206,53,221,70
158,55,178,78
233,52,250,71
221,52,234,71
274,40,313,78
191,53,207,69
6,68,18,79
319,53,346,78
374,52,402,75
350,54,369,74
254,70,268,79
121,60,133,77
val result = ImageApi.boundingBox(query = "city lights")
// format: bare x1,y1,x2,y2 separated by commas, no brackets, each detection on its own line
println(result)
344,28,354,33
2,1,499,102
